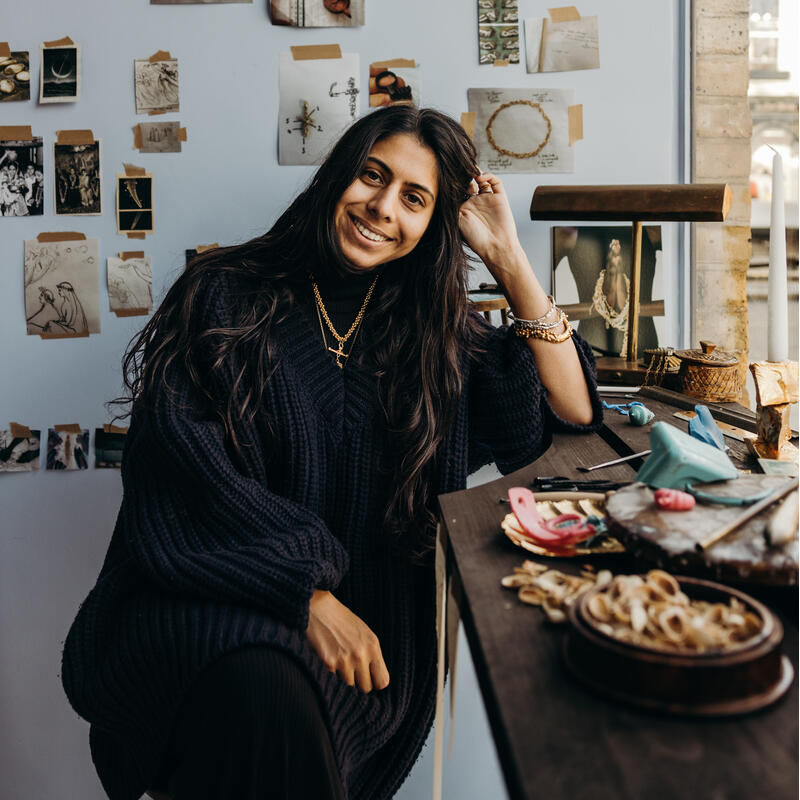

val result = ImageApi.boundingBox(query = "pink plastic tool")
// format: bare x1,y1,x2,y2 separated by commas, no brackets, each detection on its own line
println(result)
653,487,696,511
508,487,597,547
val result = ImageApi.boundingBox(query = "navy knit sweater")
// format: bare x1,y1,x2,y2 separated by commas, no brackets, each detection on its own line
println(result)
61,268,602,799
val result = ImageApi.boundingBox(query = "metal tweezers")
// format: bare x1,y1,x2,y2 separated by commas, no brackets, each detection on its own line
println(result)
531,476,631,492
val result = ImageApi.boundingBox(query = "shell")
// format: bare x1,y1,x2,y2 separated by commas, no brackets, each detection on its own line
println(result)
653,487,696,511
629,404,655,426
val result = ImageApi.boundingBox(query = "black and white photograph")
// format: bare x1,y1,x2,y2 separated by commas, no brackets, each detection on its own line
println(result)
134,58,179,114
0,51,31,102
0,137,44,216
94,429,126,468
46,428,89,470
0,429,41,472
552,225,665,357
40,44,80,103
138,120,182,153
116,174,154,234
24,237,101,336
54,140,101,215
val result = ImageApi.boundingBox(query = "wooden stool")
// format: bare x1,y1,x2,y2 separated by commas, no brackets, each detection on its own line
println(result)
468,290,509,326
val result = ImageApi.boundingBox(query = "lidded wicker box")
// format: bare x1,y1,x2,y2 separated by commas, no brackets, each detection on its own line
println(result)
675,341,741,402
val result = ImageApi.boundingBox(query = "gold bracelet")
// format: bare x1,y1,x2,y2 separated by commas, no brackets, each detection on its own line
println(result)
513,314,573,343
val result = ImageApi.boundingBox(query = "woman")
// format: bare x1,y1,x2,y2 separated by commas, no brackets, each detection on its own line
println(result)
62,106,601,800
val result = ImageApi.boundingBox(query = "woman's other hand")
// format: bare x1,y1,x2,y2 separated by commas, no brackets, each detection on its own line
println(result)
306,590,390,693
458,171,526,286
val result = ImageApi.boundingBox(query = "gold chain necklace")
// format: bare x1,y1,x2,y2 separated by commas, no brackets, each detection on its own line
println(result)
311,274,379,368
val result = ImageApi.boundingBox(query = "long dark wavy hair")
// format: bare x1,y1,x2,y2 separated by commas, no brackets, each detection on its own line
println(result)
116,106,487,561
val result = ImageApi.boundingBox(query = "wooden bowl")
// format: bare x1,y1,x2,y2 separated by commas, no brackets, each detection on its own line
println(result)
563,576,793,716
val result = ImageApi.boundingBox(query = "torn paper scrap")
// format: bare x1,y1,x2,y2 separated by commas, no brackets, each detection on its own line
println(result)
525,15,599,73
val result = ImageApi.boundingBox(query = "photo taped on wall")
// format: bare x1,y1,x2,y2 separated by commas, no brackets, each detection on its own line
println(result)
0,429,41,472
54,140,101,215
0,136,44,216
40,44,80,103
134,58,179,114
117,174,154,234
139,120,182,152
0,51,31,101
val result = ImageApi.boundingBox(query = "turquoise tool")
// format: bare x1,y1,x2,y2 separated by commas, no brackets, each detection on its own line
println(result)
688,405,728,452
636,422,770,505
635,421,739,489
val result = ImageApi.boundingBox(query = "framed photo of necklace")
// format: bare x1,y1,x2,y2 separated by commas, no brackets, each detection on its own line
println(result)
551,225,665,358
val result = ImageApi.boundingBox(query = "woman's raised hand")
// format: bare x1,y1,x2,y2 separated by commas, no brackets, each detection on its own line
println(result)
458,171,526,285
306,589,390,693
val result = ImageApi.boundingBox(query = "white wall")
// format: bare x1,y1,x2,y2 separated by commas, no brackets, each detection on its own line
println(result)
0,1,685,797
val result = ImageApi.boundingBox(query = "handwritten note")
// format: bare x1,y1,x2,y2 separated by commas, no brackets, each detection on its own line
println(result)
525,15,600,73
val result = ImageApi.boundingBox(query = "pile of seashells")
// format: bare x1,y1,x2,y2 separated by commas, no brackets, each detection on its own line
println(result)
501,561,613,623
501,564,763,652
584,570,763,653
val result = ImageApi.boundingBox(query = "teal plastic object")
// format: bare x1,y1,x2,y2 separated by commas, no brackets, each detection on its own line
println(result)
688,404,728,452
635,421,739,489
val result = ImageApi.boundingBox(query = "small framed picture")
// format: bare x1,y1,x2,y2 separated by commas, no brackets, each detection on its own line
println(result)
116,174,153,234
0,51,31,102
0,135,44,216
40,44,81,103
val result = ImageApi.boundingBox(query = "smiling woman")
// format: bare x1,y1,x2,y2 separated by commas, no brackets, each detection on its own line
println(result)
61,106,602,800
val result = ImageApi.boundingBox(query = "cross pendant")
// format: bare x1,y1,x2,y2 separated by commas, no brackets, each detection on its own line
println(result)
328,345,346,368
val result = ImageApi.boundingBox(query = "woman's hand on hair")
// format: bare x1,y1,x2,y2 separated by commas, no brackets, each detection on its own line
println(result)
306,589,390,693
458,171,526,285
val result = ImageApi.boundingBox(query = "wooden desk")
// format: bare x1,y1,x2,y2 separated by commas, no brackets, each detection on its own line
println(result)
437,395,798,800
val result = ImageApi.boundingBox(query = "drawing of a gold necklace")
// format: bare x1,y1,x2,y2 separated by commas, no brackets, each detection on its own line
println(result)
486,100,552,159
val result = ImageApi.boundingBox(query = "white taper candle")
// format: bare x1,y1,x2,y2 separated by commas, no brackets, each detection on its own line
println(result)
767,147,788,362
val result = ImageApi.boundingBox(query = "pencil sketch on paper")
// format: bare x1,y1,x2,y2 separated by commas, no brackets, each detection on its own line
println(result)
525,15,600,74
47,428,89,470
468,87,574,173
134,58,179,114
107,256,153,312
24,238,101,336
54,140,101,215
0,51,31,102
40,44,81,103
0,137,44,216
139,121,182,153
0,429,41,472
270,0,364,27
279,52,359,165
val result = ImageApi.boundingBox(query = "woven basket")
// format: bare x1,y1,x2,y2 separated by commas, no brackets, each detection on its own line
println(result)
676,341,741,402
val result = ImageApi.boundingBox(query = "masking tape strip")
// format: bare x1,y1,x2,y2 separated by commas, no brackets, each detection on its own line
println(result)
126,232,147,240
103,423,129,434
195,242,219,253
123,162,146,177
568,104,583,145
370,58,416,71
9,422,32,438
460,112,476,142
113,307,150,316
54,423,82,433
548,6,581,22
119,251,145,260
40,329,90,339
43,37,74,48
492,59,509,67
36,231,86,242
0,125,34,141
57,129,94,145
291,44,342,60
148,50,172,62
179,126,187,142
0,43,11,58
133,125,143,150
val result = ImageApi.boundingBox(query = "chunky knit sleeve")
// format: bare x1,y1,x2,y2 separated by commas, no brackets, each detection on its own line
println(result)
118,273,349,630
467,314,603,475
